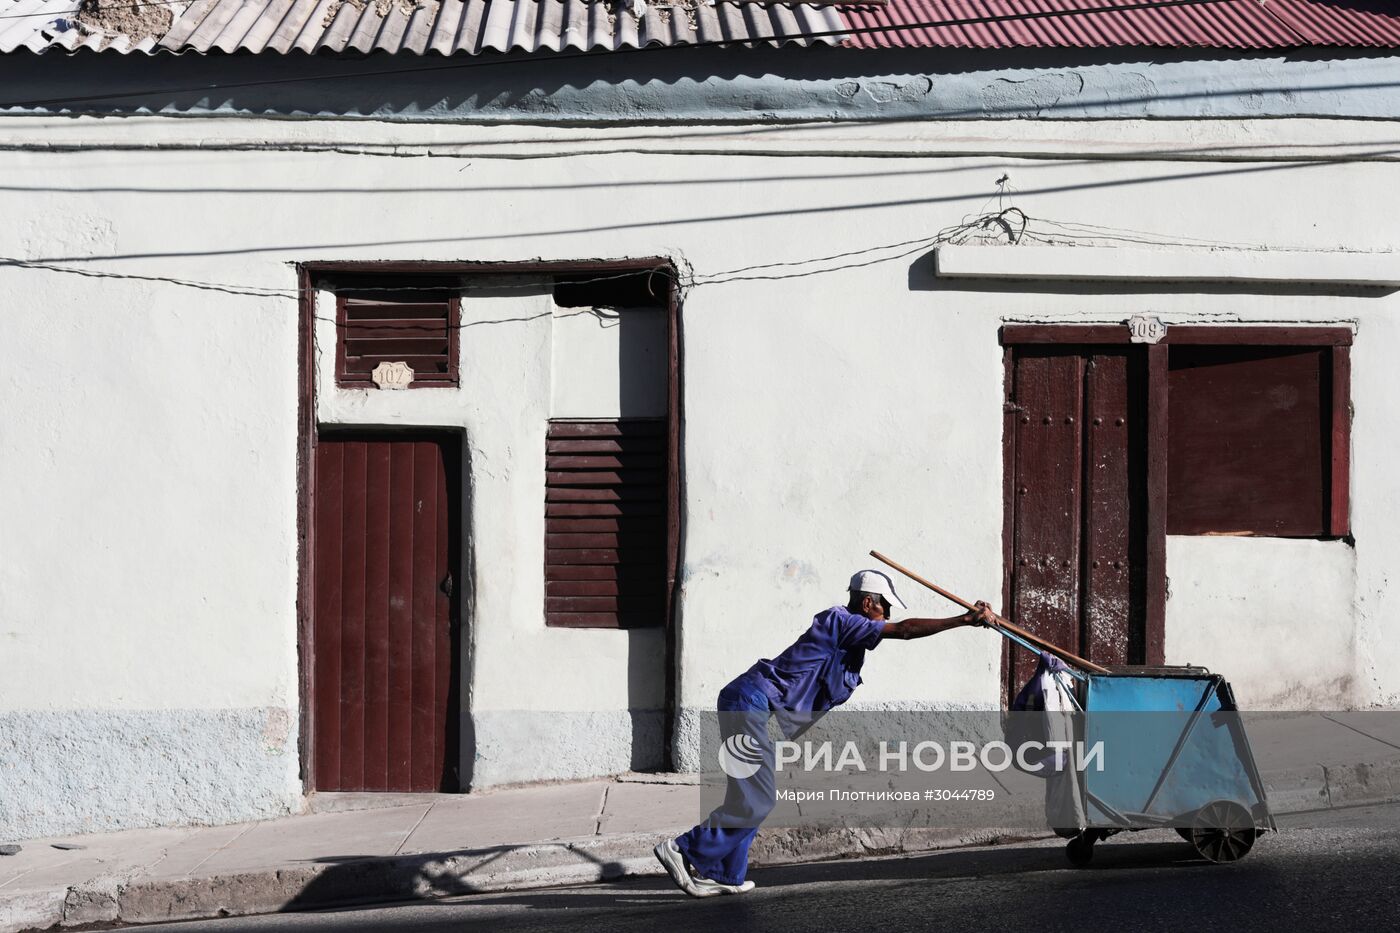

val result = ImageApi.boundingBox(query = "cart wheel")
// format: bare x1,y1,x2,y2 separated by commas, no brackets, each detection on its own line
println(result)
1189,800,1257,863
1065,834,1095,867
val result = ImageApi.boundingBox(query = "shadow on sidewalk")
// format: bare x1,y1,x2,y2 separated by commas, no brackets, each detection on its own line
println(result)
281,831,1218,917
151,822,1400,933
284,834,648,911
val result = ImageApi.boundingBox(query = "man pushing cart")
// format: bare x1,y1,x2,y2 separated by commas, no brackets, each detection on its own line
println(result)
653,552,1274,897
652,568,995,897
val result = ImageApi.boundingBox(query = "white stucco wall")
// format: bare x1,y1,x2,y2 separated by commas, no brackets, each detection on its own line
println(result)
2,116,1398,837
0,230,301,837
1164,538,1357,707
673,278,1006,713
552,307,667,419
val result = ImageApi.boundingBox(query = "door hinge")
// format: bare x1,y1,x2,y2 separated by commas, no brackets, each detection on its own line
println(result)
1004,402,1025,413
440,574,453,597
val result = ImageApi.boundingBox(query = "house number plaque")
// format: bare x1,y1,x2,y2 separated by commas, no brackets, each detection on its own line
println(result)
371,361,415,390
1127,314,1167,344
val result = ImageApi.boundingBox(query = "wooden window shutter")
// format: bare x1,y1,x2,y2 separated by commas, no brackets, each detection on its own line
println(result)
545,420,667,628
336,292,460,387
1166,344,1349,537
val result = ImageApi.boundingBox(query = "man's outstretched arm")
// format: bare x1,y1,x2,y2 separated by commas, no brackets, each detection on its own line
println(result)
881,601,995,640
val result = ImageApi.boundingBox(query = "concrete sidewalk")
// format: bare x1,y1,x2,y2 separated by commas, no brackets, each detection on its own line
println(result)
0,774,1019,933
3,712,1399,933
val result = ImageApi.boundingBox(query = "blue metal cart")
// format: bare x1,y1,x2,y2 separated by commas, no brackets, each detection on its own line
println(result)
1000,627,1275,866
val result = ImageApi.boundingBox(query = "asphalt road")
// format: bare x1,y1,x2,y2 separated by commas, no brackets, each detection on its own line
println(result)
139,808,1398,933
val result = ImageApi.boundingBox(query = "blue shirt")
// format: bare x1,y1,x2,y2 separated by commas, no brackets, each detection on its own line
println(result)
745,606,885,737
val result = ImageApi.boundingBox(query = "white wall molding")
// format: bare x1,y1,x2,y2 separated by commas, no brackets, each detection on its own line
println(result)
936,245,1400,287
1,116,1399,163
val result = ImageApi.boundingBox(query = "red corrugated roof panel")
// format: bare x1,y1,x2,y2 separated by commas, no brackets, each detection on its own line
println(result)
839,0,1400,50
1265,0,1400,45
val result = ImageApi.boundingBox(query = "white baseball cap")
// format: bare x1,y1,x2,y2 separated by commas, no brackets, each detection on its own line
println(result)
848,569,908,616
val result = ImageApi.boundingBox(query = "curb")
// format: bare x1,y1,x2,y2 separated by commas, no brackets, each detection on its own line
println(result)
1261,755,1400,815
9,827,1024,932
9,758,1399,932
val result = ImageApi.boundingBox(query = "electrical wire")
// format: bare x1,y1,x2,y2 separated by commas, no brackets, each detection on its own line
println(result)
0,255,295,297
691,233,946,282
690,208,1028,285
1024,217,1375,253
312,304,622,330
694,237,940,285
0,252,684,304
1034,218,1269,248
6,205,1356,307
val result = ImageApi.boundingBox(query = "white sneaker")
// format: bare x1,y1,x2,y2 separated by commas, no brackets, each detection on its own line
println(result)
652,840,719,898
694,876,756,895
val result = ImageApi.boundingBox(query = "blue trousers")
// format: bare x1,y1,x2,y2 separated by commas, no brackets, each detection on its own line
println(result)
674,673,776,886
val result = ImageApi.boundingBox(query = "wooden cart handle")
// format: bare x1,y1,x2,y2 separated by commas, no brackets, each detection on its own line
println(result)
869,549,1111,675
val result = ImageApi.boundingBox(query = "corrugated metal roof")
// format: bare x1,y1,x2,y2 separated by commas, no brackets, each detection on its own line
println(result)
0,0,845,55
841,0,1400,50
4,0,1399,56
1264,0,1400,46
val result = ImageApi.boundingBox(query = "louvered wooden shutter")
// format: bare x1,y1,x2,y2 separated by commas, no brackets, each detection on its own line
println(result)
546,420,667,628
336,293,460,387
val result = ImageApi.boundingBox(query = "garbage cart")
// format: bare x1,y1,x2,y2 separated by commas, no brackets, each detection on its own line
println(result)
1066,668,1275,865
998,626,1274,866
864,551,1275,868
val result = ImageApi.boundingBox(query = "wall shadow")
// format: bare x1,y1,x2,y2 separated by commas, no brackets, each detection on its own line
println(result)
4,44,1399,120
555,271,671,774
906,250,1400,298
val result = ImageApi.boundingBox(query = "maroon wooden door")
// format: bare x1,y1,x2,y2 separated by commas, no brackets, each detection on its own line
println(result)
1005,348,1147,696
312,434,460,792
